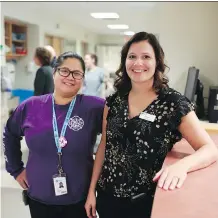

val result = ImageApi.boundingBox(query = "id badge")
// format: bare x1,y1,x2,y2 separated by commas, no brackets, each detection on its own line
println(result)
139,112,156,122
53,173,68,196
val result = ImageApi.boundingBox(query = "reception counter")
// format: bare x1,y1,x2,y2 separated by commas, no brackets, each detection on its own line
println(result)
151,125,218,218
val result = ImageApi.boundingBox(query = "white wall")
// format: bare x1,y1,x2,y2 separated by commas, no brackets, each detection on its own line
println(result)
97,2,218,103
1,2,6,66
2,2,98,90
96,45,123,72
156,2,218,98
2,3,98,47
97,35,125,46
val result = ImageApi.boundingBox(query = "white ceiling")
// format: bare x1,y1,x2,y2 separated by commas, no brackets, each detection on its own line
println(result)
3,2,159,35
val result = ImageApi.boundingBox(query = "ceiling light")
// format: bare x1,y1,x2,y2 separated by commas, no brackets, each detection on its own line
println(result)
91,13,119,19
107,24,129,30
123,31,135,36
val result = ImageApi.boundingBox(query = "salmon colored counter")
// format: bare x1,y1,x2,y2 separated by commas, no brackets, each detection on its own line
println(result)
151,125,218,218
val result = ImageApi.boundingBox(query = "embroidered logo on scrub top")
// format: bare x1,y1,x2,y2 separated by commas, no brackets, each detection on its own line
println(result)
68,116,84,131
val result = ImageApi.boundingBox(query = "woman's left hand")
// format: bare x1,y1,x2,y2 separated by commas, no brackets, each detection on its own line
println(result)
153,162,188,190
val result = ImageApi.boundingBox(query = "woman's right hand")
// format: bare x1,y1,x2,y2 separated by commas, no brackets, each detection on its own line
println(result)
85,190,97,218
16,169,29,189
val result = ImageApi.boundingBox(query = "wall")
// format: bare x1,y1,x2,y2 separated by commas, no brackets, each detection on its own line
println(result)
97,35,125,46
97,2,218,104
1,3,5,66
2,3,98,46
14,24,40,90
156,2,218,99
1,2,98,90
95,35,124,71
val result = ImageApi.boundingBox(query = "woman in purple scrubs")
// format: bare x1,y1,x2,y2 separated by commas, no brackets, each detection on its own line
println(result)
3,51,105,218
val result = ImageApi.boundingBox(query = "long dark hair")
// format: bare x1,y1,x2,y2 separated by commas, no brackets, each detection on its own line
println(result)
114,32,169,95
54,51,85,73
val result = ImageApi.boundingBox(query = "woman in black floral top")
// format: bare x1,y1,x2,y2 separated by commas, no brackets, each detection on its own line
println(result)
85,32,218,218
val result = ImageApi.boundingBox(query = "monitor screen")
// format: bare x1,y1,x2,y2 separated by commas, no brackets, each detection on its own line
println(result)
184,67,199,102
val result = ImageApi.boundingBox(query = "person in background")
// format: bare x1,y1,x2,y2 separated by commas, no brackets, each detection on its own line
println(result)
44,45,57,68
83,53,106,154
33,47,54,96
103,77,115,98
83,53,105,97
85,32,218,218
3,51,105,218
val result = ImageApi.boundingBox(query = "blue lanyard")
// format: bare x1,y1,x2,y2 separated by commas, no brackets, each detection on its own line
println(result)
52,95,77,153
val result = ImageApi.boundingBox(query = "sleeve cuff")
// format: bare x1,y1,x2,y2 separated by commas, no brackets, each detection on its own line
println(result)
12,167,25,180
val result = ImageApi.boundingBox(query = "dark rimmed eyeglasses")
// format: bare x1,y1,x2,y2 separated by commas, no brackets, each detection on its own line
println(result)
57,67,84,80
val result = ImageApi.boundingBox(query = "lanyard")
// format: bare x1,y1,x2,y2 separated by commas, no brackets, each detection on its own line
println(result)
52,95,77,153
52,95,77,174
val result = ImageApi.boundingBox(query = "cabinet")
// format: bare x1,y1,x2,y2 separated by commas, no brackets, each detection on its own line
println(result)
4,19,28,60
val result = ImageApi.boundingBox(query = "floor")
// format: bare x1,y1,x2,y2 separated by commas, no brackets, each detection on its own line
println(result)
1,95,31,218
1,140,31,218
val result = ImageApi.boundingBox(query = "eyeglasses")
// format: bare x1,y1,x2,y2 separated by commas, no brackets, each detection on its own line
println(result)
57,67,84,80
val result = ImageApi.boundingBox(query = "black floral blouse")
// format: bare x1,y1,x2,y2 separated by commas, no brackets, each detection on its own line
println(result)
98,87,195,199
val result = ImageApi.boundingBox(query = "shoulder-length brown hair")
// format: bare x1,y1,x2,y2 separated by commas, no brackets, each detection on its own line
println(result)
114,32,169,95
35,47,51,66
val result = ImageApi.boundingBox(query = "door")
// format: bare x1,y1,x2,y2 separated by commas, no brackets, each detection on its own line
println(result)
45,35,63,56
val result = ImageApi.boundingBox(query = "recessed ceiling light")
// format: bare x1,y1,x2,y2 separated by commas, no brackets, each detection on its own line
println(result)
91,13,119,19
107,24,129,30
123,31,135,36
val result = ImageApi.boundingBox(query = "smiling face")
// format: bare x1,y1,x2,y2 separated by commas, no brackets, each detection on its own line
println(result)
125,40,156,84
53,58,84,98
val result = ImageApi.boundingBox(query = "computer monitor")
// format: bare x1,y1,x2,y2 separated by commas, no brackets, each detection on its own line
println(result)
184,67,199,102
